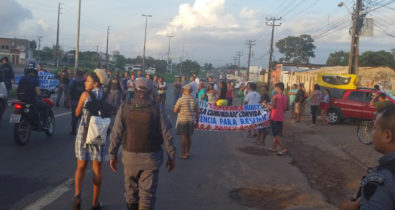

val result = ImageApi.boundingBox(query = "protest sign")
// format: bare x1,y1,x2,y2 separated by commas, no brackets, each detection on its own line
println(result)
16,72,59,91
197,100,271,131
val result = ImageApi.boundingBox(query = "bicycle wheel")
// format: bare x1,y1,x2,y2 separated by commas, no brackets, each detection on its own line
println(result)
357,121,374,145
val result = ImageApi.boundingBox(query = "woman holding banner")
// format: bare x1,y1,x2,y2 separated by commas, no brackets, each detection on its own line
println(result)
216,81,228,106
206,83,217,104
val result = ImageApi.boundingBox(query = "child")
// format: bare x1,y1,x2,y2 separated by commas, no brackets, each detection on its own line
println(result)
174,84,200,159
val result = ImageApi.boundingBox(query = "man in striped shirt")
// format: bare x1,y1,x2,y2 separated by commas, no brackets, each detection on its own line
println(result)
174,84,199,160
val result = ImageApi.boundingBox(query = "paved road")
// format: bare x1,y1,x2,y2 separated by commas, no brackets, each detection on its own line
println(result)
0,87,380,210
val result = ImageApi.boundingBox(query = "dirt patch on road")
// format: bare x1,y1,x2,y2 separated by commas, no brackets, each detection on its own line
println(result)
238,146,273,156
286,128,366,206
230,187,328,209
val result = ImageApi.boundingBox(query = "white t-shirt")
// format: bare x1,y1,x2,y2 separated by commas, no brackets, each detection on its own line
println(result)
244,91,261,104
188,81,198,98
127,79,134,91
158,82,167,94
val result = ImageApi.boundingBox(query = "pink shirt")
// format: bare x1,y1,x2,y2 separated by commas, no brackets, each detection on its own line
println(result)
270,93,288,122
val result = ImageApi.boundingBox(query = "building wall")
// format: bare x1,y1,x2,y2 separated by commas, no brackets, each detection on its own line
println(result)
0,38,30,64
282,66,395,94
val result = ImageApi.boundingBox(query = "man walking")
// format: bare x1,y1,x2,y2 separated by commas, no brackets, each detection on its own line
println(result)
68,70,85,135
108,78,176,210
294,83,306,122
0,57,15,92
108,70,122,110
56,67,70,107
340,105,395,210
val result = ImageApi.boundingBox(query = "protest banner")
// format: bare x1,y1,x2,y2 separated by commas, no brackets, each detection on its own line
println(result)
197,100,271,131
15,72,59,91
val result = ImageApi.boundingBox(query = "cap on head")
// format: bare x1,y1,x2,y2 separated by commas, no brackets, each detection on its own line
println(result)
93,69,109,85
183,84,192,91
135,78,153,92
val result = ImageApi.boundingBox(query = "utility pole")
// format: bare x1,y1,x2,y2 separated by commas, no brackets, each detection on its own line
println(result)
233,56,237,66
348,0,363,75
266,17,281,88
142,14,152,72
105,26,109,70
167,35,174,73
246,40,256,81
236,51,242,75
74,0,81,73
179,47,184,75
55,2,61,69
96,45,99,68
37,36,42,65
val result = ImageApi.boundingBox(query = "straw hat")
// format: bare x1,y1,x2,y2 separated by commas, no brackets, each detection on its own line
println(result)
93,69,109,85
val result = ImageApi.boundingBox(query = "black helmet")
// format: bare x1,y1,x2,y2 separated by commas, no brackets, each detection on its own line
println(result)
25,61,37,75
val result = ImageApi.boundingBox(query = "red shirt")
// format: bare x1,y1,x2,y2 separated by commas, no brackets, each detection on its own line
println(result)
226,89,233,98
270,93,288,122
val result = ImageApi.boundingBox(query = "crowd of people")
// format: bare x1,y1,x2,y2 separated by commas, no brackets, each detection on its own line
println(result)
8,62,395,209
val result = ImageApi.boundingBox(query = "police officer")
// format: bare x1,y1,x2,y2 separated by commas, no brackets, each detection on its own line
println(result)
340,104,395,210
68,70,85,135
108,78,176,210
0,56,15,92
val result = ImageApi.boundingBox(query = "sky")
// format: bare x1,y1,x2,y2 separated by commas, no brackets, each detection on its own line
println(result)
1,0,395,67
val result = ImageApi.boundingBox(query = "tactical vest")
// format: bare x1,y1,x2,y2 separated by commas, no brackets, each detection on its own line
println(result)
110,78,120,90
356,159,395,200
121,102,163,153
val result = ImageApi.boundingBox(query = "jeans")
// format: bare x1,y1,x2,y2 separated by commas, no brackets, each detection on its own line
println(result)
56,84,68,106
71,100,79,132
34,100,50,125
311,105,319,124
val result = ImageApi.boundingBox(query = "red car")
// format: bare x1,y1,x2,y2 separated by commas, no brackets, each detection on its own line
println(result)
327,88,395,124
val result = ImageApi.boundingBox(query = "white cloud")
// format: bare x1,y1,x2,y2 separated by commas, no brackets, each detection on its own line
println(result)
239,7,256,19
157,0,239,36
38,19,50,30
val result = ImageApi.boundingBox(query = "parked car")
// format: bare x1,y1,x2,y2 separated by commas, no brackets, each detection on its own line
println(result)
327,88,395,124
0,81,7,119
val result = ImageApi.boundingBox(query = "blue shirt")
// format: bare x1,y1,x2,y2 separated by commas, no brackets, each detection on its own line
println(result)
22,75,40,103
360,150,395,210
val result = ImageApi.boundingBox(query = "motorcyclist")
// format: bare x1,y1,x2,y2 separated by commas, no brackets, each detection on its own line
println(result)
0,56,15,92
19,64,50,128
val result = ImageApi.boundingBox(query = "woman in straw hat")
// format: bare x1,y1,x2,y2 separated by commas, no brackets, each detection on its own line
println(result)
72,69,109,210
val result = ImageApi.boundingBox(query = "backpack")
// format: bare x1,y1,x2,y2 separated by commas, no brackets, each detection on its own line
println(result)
17,77,35,103
84,91,114,145
85,91,114,118
70,80,85,101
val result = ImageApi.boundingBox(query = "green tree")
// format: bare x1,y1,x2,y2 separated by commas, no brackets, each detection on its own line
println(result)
176,59,201,76
114,54,127,69
203,63,213,71
276,34,316,64
326,51,349,66
359,50,395,68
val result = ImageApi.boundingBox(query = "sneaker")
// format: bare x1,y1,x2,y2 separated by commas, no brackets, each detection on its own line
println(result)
72,195,81,210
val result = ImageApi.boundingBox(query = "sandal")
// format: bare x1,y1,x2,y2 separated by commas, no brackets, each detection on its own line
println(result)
72,195,81,210
178,155,188,160
91,202,102,210
277,151,288,156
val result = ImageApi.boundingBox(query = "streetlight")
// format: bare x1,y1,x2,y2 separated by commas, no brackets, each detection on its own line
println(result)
167,35,174,73
141,14,152,72
337,2,352,14
74,0,81,75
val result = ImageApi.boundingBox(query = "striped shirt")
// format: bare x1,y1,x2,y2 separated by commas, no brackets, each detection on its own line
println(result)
175,95,198,122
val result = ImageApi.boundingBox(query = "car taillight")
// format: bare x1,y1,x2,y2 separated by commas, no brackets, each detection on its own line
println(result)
14,104,22,109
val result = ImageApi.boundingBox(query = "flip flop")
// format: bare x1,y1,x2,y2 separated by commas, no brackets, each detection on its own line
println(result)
277,151,288,156
178,155,188,160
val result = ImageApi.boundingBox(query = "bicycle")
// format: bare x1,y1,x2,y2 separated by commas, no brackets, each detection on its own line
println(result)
356,120,374,145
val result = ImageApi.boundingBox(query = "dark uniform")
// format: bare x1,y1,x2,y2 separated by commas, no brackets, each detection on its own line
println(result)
108,76,122,109
0,59,15,91
68,77,85,134
358,150,395,210
109,94,175,210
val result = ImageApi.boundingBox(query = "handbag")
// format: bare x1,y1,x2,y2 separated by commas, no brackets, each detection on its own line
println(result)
85,116,111,145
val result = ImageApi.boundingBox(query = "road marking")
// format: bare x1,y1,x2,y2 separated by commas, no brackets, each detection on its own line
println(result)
23,178,76,210
54,112,71,118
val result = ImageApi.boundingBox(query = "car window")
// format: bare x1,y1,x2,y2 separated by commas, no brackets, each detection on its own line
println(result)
348,92,365,102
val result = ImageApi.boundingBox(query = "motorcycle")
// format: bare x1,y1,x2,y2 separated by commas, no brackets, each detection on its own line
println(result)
9,89,55,145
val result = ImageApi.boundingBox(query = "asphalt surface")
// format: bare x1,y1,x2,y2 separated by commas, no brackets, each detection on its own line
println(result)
0,86,379,210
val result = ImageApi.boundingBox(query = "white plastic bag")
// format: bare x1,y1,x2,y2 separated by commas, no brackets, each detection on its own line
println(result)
86,116,111,145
